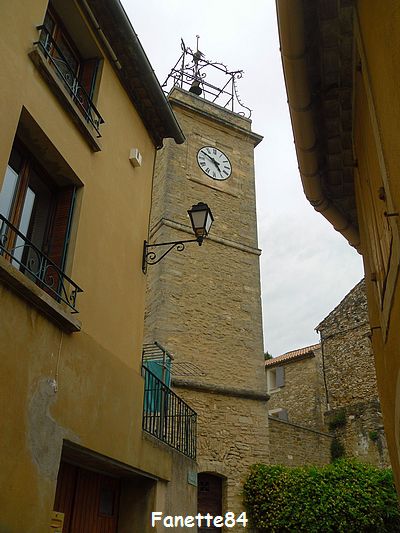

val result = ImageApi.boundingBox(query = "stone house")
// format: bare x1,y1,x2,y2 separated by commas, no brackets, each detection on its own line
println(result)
0,1,199,531
265,344,333,468
266,343,325,430
267,280,389,468
317,279,389,467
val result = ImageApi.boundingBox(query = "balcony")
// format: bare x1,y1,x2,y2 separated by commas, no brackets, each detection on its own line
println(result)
36,25,104,136
142,364,197,459
0,213,82,314
29,21,104,151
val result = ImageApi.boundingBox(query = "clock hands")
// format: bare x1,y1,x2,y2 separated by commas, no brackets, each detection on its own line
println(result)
197,146,231,180
200,151,222,174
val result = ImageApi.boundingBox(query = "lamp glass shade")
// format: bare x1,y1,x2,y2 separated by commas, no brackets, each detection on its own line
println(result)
188,202,214,239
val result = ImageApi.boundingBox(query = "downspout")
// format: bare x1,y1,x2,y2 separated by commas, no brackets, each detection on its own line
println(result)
275,0,360,251
80,0,122,70
80,0,185,146
317,329,330,411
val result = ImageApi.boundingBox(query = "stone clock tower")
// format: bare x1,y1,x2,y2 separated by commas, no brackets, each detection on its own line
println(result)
144,47,269,521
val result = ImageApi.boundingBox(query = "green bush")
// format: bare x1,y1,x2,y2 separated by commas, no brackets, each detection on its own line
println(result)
369,430,379,442
243,459,400,532
331,437,345,461
328,409,347,431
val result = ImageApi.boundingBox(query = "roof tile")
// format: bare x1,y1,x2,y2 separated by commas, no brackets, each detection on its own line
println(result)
265,343,320,367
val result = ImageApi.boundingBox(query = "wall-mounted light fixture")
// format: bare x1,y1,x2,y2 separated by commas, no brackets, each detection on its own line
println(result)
142,202,214,273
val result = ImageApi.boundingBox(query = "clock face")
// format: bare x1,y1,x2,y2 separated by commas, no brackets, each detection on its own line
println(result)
197,146,232,181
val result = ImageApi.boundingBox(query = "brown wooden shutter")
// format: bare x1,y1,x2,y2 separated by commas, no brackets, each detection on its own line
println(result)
48,185,75,270
53,462,78,533
276,366,285,388
80,59,98,95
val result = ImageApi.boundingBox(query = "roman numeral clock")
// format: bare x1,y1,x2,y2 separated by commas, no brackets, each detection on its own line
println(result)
197,146,232,180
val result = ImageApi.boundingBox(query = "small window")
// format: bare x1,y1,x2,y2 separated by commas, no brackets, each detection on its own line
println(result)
269,408,289,422
31,1,104,144
267,366,285,392
39,5,101,127
0,141,81,311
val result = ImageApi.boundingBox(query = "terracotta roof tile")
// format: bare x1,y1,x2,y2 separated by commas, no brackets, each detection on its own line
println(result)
265,343,320,367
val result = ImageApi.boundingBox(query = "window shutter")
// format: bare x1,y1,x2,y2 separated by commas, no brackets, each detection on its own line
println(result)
278,409,288,421
276,366,285,388
48,186,76,270
79,59,99,116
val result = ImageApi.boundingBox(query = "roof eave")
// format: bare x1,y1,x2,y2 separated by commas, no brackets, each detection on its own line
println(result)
265,351,315,369
81,0,185,148
275,0,360,251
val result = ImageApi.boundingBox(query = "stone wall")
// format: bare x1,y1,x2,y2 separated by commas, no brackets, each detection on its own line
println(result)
268,417,333,467
172,384,269,517
317,280,378,408
325,401,390,467
317,279,390,467
267,349,326,430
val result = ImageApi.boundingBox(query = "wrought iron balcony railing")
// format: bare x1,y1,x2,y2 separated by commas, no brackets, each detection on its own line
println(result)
142,365,197,459
0,214,82,313
35,25,104,137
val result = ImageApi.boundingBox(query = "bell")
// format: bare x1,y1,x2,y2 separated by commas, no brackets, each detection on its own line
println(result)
189,79,202,96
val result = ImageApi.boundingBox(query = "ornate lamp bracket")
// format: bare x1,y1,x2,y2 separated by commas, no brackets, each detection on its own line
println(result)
142,238,201,274
142,202,213,274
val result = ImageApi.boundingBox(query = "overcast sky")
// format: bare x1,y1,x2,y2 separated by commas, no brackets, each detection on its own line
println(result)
123,0,364,356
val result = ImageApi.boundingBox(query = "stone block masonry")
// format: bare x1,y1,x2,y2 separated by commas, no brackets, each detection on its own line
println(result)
144,87,268,529
325,401,390,467
267,347,326,430
174,385,270,516
317,279,390,467
317,280,378,409
268,417,333,467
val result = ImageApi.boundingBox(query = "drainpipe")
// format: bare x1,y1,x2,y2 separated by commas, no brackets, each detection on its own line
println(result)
318,329,330,412
276,0,360,251
80,0,185,146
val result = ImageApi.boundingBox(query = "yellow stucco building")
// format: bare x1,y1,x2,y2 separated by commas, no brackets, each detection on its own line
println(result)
276,0,400,491
0,1,200,531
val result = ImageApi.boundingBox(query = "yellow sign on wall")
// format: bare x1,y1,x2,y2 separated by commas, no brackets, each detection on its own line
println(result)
50,511,64,532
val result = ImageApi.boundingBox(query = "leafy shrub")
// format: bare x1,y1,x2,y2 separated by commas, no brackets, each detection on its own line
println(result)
243,459,400,532
328,409,347,431
331,437,345,461
369,430,379,442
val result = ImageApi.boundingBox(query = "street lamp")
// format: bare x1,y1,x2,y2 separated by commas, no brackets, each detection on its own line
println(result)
142,202,214,273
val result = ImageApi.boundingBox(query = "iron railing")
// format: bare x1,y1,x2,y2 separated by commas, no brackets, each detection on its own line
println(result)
162,38,252,118
35,25,104,137
0,213,82,313
142,365,197,459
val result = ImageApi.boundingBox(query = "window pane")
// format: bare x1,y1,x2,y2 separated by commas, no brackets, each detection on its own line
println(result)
28,167,53,251
0,165,19,220
39,11,56,52
53,35,79,93
12,187,35,268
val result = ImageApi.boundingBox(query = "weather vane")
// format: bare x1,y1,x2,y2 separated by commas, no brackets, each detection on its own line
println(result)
162,36,252,118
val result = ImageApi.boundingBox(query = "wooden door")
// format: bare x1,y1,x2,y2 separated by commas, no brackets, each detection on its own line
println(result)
198,473,222,530
54,461,120,533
